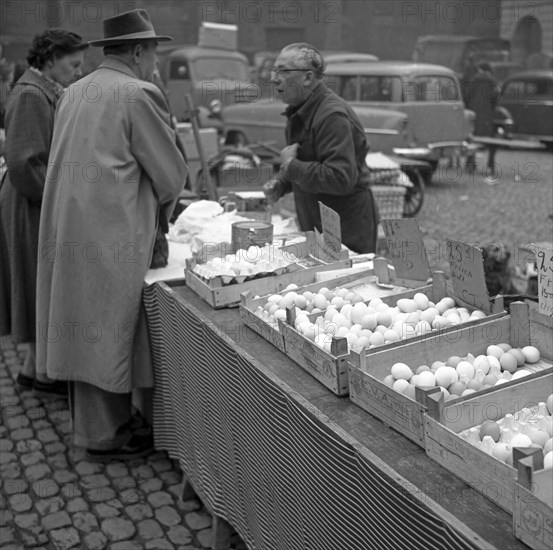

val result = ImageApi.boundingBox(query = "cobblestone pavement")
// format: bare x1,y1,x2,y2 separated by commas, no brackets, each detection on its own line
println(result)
415,148,553,274
0,339,247,550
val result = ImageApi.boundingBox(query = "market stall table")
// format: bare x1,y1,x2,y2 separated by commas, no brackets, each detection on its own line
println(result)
143,281,531,550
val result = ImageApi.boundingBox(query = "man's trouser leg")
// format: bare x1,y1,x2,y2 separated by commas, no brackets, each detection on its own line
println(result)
70,381,132,451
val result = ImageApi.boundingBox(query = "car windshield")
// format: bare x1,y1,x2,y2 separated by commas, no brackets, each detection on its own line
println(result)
193,58,250,81
325,75,403,101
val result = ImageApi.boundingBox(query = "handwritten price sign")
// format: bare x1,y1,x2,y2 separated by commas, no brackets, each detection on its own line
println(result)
535,245,553,316
446,239,491,313
319,202,342,260
381,218,430,282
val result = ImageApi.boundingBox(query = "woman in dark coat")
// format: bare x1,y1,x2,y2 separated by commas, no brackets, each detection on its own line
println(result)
0,29,88,394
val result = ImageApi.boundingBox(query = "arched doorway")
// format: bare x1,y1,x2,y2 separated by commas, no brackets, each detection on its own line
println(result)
511,16,542,65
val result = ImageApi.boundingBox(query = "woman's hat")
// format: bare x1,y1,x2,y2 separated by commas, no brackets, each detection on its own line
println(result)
89,9,172,47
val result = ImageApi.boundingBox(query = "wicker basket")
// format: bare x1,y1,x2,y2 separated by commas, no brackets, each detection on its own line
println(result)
371,184,406,219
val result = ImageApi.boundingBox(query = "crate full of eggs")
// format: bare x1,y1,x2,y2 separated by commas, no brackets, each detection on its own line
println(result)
347,301,548,448
417,303,553,513
240,257,431,356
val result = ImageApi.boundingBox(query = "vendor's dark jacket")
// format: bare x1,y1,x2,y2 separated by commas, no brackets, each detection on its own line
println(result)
278,82,379,253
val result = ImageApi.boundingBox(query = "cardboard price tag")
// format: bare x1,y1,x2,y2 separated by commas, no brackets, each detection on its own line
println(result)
535,244,553,316
446,239,491,313
319,202,342,260
381,218,430,282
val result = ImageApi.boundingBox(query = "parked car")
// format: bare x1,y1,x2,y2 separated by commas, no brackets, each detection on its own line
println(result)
498,70,553,147
412,35,520,84
324,62,476,170
157,44,255,122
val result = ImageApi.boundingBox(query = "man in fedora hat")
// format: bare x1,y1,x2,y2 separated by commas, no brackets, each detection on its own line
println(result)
36,9,188,461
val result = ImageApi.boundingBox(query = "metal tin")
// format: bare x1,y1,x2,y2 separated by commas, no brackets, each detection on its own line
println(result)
231,221,273,252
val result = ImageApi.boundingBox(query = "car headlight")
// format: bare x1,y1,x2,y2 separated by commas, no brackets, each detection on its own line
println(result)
209,99,223,115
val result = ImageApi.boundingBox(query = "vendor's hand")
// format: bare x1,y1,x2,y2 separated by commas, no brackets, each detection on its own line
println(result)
263,179,283,204
280,143,299,167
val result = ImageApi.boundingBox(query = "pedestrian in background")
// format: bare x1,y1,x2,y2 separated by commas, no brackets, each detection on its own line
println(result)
36,9,188,462
464,62,500,137
263,43,379,253
0,29,88,396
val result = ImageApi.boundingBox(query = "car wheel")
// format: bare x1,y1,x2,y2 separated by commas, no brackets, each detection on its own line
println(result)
402,169,425,217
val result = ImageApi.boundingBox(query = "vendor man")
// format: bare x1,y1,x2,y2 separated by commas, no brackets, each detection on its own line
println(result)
263,43,379,253
36,9,188,461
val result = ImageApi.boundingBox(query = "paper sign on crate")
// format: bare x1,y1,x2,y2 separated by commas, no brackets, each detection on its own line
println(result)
318,202,342,261
534,244,553,317
381,218,430,283
446,239,491,313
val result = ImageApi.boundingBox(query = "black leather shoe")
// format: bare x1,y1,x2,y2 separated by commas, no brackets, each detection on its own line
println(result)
85,434,154,463
16,373,35,389
32,379,68,397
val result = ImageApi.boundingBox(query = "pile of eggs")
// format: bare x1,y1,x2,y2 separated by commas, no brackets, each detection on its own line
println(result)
254,286,487,352
194,246,297,280
459,395,553,468
386,343,541,401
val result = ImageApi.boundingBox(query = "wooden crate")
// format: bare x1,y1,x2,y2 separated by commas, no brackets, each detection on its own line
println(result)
348,303,546,449
239,257,430,356
185,232,351,309
514,456,553,549
277,272,481,397
240,269,383,354
422,303,553,513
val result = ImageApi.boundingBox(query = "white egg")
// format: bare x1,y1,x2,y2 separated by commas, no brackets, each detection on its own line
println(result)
384,329,400,343
456,361,475,380
392,379,410,394
417,371,436,387
473,355,491,375
340,303,353,320
544,451,553,470
294,313,310,327
470,310,487,319
487,345,504,358
413,293,430,310
397,298,418,313
351,302,369,325
511,369,531,380
510,434,533,448
391,362,413,381
522,346,540,363
419,307,438,325
383,374,395,388
332,313,349,329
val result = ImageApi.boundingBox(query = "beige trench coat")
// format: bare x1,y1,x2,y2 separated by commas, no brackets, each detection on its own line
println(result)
36,57,188,393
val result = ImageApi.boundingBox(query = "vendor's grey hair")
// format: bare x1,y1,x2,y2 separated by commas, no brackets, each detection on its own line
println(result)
281,43,325,78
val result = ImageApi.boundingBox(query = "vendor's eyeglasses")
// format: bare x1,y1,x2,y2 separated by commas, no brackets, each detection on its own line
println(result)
271,68,311,77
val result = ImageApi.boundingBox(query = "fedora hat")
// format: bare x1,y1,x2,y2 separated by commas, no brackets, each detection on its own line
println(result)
89,9,172,47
